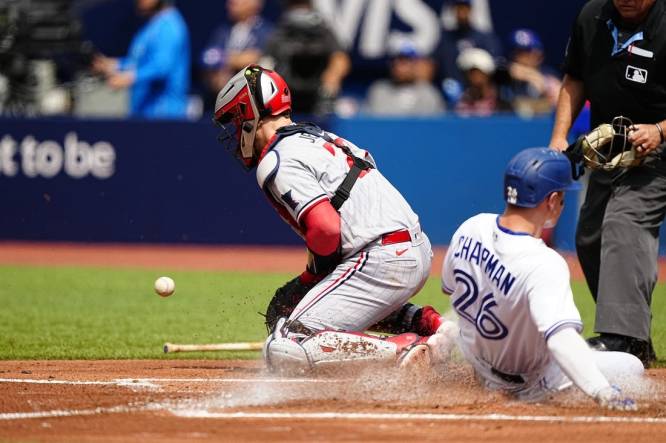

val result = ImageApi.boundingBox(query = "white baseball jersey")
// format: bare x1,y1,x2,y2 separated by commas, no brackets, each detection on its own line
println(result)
256,124,431,334
442,213,582,385
256,126,420,257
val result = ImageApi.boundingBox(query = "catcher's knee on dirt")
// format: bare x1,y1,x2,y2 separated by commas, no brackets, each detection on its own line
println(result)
263,318,428,373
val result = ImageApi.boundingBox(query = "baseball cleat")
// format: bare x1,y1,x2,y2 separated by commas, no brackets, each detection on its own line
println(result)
398,343,432,370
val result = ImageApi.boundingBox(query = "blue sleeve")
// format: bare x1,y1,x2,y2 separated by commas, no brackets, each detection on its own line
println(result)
134,17,184,83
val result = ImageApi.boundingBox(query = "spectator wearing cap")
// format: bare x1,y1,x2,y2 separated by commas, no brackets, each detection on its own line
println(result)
365,42,445,116
455,47,510,116
199,0,272,106
506,28,561,116
435,0,503,96
91,0,190,119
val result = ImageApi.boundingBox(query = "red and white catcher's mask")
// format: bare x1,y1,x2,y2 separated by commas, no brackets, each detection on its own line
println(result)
213,65,291,170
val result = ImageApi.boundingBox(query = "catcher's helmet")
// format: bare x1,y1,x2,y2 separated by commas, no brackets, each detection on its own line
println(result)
213,65,291,169
504,147,579,208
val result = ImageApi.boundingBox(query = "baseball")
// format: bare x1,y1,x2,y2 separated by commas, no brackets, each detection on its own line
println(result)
154,276,175,297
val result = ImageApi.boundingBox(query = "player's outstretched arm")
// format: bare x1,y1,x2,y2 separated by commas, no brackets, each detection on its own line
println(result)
547,328,637,411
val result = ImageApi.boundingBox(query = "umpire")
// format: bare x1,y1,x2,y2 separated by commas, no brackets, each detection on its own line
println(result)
550,0,666,367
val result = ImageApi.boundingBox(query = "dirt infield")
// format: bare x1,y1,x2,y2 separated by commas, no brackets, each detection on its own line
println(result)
0,241,606,280
2,242,666,442
1,360,665,442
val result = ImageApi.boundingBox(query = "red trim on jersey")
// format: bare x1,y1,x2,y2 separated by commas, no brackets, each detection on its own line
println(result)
323,142,336,156
291,251,366,319
333,137,347,147
296,195,330,225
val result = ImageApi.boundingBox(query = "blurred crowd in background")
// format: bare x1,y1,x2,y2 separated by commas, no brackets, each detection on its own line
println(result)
0,0,569,120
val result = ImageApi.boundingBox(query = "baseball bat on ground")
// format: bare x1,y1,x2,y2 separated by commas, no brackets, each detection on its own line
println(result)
163,341,264,353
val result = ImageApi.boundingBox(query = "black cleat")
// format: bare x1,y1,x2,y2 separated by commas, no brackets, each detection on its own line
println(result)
587,333,656,368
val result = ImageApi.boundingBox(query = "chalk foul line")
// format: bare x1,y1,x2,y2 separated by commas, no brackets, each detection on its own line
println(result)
0,404,163,421
0,377,343,386
171,410,666,424
2,405,666,425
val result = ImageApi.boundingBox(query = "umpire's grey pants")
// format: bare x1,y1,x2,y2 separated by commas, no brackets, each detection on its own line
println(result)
576,160,666,341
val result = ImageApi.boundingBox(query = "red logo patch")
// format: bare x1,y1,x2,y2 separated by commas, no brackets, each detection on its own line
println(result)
396,248,409,256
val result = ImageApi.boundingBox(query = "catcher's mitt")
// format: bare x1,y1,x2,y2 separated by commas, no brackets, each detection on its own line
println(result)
264,276,316,333
565,116,642,178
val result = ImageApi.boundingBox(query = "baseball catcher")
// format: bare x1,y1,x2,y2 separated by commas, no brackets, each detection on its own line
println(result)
214,65,448,372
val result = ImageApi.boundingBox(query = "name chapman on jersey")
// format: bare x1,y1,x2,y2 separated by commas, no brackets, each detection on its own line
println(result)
452,235,516,296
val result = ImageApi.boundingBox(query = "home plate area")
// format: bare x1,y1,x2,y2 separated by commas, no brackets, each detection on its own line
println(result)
1,360,665,442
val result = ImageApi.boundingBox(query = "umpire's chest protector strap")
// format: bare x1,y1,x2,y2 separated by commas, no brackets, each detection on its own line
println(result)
271,123,374,211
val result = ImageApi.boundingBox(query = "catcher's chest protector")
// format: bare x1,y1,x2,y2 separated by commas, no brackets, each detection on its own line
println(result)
266,123,374,210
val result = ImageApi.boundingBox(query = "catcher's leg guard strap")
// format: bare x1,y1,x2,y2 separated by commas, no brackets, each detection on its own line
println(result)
371,303,422,334
372,303,442,336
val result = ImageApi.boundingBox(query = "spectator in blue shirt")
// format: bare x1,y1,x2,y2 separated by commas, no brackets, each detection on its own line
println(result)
435,0,502,102
92,0,190,119
199,0,271,101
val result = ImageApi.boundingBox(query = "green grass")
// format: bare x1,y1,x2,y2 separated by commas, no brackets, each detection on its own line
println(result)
0,265,664,365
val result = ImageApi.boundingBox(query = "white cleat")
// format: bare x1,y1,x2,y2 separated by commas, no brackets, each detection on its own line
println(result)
398,343,432,371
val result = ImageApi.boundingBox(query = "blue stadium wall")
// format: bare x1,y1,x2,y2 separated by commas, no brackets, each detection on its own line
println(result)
1,116,590,250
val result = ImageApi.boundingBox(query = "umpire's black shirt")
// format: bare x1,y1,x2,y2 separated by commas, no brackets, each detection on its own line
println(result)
564,0,666,127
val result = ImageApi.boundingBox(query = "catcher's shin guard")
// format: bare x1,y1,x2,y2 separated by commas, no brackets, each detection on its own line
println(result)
263,318,312,373
263,318,430,372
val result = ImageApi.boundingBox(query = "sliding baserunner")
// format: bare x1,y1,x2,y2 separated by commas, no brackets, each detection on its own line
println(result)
441,147,643,409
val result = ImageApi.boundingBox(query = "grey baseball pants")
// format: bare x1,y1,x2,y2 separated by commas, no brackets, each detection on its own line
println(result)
575,161,666,341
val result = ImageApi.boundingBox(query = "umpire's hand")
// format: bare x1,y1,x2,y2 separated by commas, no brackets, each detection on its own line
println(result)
629,124,663,156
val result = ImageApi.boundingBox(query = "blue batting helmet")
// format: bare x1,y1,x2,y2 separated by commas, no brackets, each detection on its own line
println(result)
504,147,578,208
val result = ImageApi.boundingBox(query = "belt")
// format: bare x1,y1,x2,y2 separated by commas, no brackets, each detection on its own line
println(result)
381,229,411,246
491,367,526,385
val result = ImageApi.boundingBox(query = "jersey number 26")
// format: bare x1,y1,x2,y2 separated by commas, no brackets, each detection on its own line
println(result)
452,269,508,340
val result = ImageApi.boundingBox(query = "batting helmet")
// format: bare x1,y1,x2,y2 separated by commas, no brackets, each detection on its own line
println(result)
214,65,292,169
504,147,579,208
